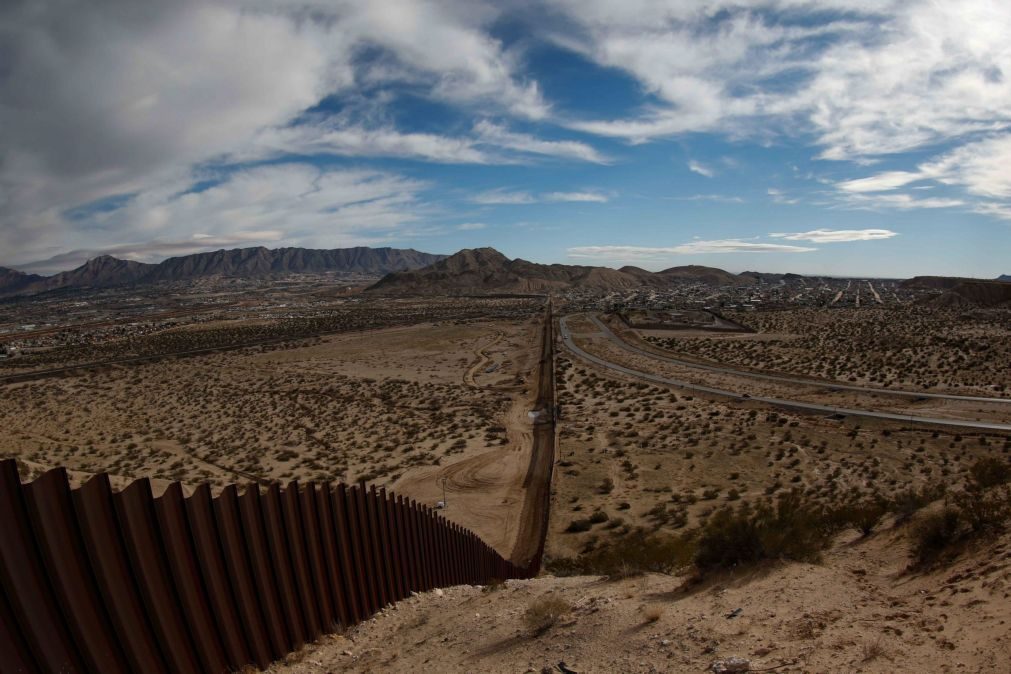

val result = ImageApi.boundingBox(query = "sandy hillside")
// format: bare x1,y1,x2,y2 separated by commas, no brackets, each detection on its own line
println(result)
271,519,1011,674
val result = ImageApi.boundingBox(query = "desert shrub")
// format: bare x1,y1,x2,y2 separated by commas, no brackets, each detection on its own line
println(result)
523,595,572,635
911,508,963,565
589,510,609,524
833,500,889,536
598,477,615,494
890,483,946,524
694,491,831,572
951,486,1011,533
968,457,1011,491
564,518,593,533
546,531,696,578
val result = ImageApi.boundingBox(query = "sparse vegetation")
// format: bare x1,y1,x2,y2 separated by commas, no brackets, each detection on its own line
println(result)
523,595,572,635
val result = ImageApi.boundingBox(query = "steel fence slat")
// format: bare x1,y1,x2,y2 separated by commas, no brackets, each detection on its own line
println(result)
299,483,336,631
0,579,39,674
237,485,292,658
260,484,306,649
114,479,202,674
332,485,368,622
374,487,399,602
154,483,230,674
313,485,353,628
185,484,252,670
24,468,129,674
352,486,384,610
212,485,273,669
281,482,322,640
0,461,83,674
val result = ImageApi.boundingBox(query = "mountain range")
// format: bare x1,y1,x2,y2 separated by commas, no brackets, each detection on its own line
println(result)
0,246,446,297
366,247,757,294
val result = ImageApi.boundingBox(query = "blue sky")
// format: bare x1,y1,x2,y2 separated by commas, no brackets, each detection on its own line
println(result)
2,0,1010,277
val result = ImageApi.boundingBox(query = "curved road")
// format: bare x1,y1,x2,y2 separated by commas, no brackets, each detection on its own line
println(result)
590,314,1011,405
560,315,1011,433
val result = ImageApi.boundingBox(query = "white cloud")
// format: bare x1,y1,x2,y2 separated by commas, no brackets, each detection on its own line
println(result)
250,119,608,166
545,191,610,203
770,229,898,243
568,240,816,260
12,164,430,268
254,124,493,164
836,172,924,193
0,0,551,263
687,160,715,178
471,189,610,204
457,222,487,230
551,0,1011,164
767,188,799,205
671,194,744,203
473,121,609,164
471,189,537,205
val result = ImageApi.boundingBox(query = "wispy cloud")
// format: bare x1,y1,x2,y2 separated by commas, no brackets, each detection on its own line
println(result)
545,191,609,203
770,229,898,243
687,160,715,178
472,189,610,204
456,222,487,230
670,194,744,203
568,240,816,261
471,189,537,205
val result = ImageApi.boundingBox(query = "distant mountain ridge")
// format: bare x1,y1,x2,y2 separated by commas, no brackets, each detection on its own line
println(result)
0,246,446,297
367,247,756,295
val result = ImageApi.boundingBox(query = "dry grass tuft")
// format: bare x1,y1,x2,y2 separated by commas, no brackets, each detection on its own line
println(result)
523,595,572,635
641,605,664,623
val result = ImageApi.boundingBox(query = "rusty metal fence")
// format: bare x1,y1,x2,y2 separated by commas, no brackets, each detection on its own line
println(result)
0,459,530,673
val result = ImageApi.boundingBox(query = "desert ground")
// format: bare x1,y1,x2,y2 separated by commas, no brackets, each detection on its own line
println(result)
645,306,1010,396
1,303,542,555
546,346,1010,562
6,294,1011,673
271,520,1011,673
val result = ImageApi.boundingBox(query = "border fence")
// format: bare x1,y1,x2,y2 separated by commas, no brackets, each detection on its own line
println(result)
0,459,531,673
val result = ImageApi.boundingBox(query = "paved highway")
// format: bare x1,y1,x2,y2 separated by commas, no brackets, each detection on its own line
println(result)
588,314,1011,405
560,315,1011,433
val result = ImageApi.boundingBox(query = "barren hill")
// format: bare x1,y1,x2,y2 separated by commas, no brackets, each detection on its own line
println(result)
923,279,1011,308
658,264,748,285
368,248,744,294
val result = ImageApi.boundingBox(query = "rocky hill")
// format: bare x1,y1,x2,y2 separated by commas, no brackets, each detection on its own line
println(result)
368,248,748,295
0,246,445,297
0,266,45,296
